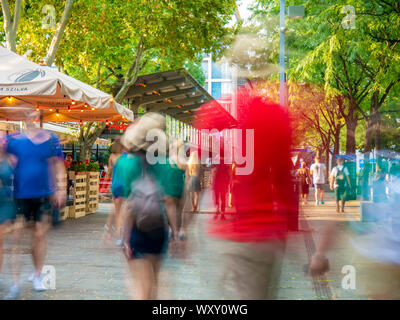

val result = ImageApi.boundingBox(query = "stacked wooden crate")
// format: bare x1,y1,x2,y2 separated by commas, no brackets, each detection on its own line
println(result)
56,173,70,221
86,171,99,214
68,171,87,219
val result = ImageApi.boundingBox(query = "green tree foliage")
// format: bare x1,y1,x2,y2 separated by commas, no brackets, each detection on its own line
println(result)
1,0,237,161
252,0,400,154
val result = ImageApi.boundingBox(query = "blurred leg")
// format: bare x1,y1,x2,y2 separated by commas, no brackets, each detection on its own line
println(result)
10,218,24,285
114,197,123,239
194,192,200,211
32,219,50,276
220,240,285,300
128,258,154,300
148,255,162,299
0,224,5,272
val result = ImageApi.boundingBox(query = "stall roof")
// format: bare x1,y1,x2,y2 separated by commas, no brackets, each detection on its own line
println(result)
126,69,237,128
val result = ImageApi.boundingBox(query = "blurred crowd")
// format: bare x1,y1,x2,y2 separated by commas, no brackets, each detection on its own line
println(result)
1,87,400,301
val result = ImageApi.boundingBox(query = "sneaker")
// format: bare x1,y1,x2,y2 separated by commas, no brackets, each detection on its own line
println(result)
28,272,35,282
320,201,325,205
4,284,20,300
315,201,319,205
33,276,46,292
177,231,186,241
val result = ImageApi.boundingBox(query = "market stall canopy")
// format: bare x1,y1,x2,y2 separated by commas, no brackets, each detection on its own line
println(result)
126,69,236,128
0,46,133,123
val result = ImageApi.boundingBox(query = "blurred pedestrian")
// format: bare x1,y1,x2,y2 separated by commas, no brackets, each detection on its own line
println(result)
187,151,201,212
212,155,230,220
297,162,311,205
164,139,187,240
0,133,15,282
330,157,351,213
104,138,125,245
119,112,179,300
4,110,66,299
310,156,327,205
197,87,294,299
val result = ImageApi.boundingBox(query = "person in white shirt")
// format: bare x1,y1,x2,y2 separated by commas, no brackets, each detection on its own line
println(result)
330,157,351,212
310,156,327,205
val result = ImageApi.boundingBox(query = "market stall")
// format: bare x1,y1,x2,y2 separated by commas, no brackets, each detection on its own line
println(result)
0,47,134,219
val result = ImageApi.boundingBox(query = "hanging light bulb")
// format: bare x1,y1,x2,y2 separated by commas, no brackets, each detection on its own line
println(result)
36,106,40,111
56,109,60,117
109,97,114,102
80,109,84,113
49,108,53,112
84,104,88,108
68,106,71,112
7,96,12,102
91,107,95,111
71,100,76,105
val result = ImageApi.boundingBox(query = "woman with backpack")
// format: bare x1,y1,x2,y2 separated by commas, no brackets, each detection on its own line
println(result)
330,157,351,213
118,112,179,300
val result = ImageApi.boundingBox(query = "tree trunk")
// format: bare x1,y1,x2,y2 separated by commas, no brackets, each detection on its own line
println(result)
1,0,21,52
78,140,90,162
44,0,74,66
345,117,357,154
363,118,373,152
325,147,330,175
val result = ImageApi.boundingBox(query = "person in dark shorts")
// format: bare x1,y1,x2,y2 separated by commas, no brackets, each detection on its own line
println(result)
297,162,311,205
310,156,327,205
187,151,201,212
4,110,66,299
330,157,351,213
119,112,179,300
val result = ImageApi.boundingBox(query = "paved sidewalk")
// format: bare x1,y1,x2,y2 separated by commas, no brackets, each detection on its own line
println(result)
0,188,368,300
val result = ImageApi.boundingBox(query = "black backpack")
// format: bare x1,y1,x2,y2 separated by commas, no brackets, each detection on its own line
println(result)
126,154,166,232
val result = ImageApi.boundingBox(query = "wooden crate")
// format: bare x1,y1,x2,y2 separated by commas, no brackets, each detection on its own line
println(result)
59,206,71,221
69,172,87,219
86,171,99,214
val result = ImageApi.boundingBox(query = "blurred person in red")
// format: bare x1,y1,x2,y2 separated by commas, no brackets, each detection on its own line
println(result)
194,87,294,299
212,150,231,220
4,110,66,299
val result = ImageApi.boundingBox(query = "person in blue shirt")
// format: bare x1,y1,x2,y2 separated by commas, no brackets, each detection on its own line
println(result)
4,110,66,299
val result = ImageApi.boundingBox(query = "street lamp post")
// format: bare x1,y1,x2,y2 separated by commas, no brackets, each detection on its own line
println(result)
279,0,286,107
279,3,305,108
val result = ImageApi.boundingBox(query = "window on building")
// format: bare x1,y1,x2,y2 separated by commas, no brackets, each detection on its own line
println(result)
211,82,222,99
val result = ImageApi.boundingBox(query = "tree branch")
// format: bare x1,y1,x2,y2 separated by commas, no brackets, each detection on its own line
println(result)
44,0,74,66
12,0,21,38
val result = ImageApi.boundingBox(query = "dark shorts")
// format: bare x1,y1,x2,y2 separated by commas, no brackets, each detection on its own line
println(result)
300,182,309,195
335,187,347,201
15,197,52,223
315,183,325,190
129,226,168,259
188,176,201,192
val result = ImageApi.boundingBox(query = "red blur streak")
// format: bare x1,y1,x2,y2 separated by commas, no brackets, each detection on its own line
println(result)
195,87,295,242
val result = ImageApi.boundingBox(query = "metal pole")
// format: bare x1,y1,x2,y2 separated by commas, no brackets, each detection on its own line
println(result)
279,0,286,107
39,110,44,128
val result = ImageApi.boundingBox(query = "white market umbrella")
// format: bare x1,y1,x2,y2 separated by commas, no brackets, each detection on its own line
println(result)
0,46,133,123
